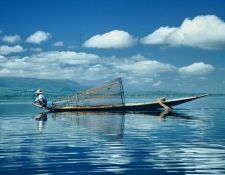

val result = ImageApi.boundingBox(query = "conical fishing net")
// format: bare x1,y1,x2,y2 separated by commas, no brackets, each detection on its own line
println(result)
52,78,125,107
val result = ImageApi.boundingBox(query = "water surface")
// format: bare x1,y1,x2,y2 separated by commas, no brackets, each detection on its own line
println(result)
1,96,225,174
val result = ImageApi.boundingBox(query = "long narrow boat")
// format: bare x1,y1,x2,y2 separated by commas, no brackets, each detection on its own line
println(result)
49,94,208,112
32,78,208,112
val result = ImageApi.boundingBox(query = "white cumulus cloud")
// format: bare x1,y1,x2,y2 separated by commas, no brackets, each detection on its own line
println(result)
178,62,215,76
26,30,51,44
83,30,137,48
0,55,7,62
141,15,225,50
141,27,177,45
152,80,162,87
2,35,21,44
116,55,177,76
0,49,215,89
30,47,43,52
0,51,176,85
52,41,64,47
0,45,25,55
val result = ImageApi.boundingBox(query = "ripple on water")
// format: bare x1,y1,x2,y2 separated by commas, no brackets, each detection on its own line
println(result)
1,98,225,174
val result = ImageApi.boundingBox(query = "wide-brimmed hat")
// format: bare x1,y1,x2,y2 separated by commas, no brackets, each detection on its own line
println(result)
35,89,43,94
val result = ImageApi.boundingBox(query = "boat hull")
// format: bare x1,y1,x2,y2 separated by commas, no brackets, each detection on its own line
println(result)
48,94,208,112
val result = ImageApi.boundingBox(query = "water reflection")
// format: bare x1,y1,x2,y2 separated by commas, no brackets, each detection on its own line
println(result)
33,110,198,134
1,97,225,174
34,112,47,133
52,112,125,141
122,110,196,121
1,107,224,175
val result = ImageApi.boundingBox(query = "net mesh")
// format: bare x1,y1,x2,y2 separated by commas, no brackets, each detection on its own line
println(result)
52,78,125,107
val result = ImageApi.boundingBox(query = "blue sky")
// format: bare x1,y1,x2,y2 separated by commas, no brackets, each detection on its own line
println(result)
0,0,225,93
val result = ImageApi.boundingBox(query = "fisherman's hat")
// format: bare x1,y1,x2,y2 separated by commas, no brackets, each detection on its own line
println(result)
35,89,43,94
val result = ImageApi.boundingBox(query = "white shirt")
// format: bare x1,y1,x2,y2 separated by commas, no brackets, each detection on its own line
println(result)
35,94,47,103
38,94,45,100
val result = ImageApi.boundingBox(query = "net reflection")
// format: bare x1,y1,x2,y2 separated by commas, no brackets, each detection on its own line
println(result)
52,111,125,141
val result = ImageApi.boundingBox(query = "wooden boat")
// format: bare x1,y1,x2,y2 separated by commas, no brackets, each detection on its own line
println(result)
32,78,208,112
47,94,208,112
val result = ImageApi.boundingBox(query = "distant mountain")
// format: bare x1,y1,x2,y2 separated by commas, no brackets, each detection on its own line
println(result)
0,77,86,92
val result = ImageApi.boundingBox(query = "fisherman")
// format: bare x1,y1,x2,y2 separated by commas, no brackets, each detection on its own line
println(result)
33,89,47,107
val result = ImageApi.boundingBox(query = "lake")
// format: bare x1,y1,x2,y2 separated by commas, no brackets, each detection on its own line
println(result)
1,95,225,174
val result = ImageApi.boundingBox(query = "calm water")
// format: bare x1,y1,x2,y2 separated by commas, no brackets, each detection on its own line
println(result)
1,96,225,175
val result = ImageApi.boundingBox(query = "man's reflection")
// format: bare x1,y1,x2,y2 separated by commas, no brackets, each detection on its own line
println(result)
34,112,47,133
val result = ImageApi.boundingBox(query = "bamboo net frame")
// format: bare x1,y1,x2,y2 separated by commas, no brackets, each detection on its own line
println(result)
52,78,125,107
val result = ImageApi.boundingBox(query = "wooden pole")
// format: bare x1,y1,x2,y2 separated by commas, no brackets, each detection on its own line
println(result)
119,78,125,106
158,99,172,111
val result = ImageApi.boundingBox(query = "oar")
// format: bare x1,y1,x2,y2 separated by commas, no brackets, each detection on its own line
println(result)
32,102,52,111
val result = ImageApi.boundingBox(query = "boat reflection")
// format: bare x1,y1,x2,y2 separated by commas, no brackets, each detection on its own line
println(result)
120,110,195,121
33,109,198,136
